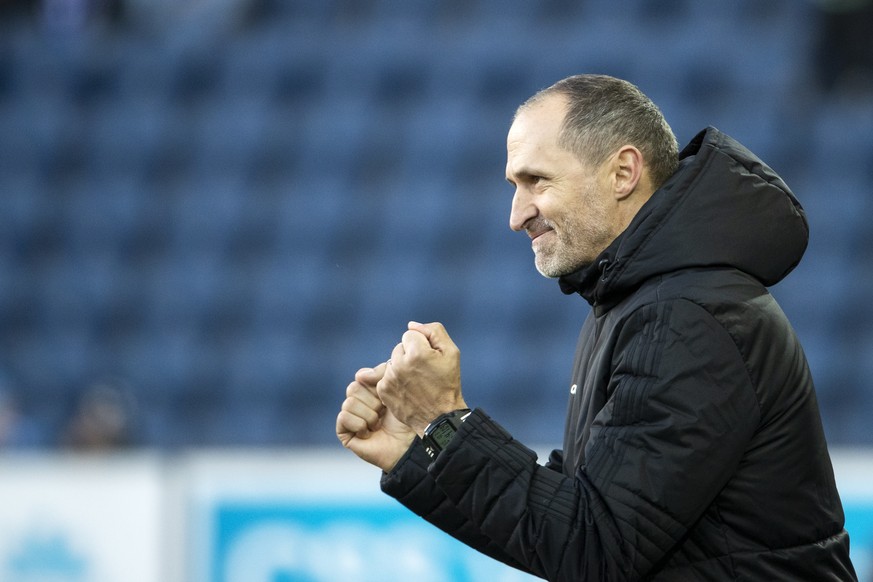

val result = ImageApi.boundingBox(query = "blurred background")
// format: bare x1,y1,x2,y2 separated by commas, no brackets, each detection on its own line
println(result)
1,0,873,580
1,0,872,451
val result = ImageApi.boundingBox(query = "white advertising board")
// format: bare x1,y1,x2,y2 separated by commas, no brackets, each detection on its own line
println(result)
0,448,869,582
0,454,164,582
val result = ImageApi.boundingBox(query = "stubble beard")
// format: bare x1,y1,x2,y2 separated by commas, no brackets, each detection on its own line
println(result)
533,208,613,279
533,221,590,278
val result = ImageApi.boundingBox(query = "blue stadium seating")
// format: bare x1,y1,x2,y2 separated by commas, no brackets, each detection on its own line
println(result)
0,0,870,448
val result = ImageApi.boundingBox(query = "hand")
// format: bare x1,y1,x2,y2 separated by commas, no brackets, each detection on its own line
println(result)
336,363,416,472
377,321,467,435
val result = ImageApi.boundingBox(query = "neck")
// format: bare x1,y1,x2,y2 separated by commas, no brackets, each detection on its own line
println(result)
614,186,654,239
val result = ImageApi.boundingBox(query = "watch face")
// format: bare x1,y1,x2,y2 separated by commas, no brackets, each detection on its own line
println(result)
432,421,457,449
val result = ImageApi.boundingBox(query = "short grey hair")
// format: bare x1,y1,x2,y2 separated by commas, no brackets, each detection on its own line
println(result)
518,74,679,189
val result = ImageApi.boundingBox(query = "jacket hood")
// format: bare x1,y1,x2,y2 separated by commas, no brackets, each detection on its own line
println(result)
559,127,809,309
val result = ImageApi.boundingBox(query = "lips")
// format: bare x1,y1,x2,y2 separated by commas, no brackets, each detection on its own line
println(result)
525,216,554,241
529,228,553,242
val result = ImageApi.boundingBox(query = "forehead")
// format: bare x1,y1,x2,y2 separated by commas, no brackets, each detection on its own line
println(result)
507,93,567,151
506,94,576,175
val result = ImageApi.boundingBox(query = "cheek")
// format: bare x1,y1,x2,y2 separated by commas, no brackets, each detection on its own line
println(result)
549,197,584,231
538,192,573,226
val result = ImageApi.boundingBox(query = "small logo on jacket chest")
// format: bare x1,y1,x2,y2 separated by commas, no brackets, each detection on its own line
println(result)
570,383,578,395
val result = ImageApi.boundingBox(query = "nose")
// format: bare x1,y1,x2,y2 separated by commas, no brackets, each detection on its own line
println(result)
509,187,537,232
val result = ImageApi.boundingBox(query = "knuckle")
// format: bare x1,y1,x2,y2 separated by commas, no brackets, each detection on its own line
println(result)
375,379,389,397
336,410,350,430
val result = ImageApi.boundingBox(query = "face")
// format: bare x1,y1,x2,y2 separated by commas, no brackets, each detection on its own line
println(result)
506,94,617,278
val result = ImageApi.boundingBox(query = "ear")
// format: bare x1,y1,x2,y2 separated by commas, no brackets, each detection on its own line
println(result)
611,145,645,201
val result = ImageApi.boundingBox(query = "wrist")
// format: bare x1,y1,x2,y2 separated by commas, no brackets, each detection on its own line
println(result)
421,408,472,459
413,398,469,436
381,435,417,473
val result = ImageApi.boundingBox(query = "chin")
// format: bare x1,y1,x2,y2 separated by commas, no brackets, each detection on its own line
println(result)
535,255,589,279
535,266,560,279
534,261,569,279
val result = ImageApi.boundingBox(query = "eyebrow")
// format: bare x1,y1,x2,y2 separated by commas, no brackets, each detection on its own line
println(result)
506,167,548,184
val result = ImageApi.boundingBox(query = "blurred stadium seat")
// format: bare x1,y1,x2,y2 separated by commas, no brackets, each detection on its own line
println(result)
0,0,870,447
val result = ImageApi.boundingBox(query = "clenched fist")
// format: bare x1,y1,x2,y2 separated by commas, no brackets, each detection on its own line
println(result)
336,363,416,472
377,321,468,435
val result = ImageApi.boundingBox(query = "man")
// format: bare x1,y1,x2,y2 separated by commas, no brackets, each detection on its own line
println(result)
336,75,857,580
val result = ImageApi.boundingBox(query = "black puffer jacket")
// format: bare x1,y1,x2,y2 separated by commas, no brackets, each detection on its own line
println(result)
382,128,857,581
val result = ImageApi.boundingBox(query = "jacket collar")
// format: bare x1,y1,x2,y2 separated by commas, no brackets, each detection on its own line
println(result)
558,127,808,313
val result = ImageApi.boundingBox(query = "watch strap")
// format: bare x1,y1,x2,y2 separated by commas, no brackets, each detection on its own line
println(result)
421,408,471,459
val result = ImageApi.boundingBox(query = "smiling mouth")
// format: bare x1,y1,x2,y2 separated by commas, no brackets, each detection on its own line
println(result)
529,229,553,242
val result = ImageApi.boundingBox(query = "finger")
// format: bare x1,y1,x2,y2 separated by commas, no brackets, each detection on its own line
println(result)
342,395,383,432
400,329,431,357
390,341,405,363
336,408,370,440
346,381,384,411
377,360,397,400
407,321,456,353
354,363,387,388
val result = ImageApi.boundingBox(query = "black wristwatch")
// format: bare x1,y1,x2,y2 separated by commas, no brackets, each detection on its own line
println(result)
421,409,472,459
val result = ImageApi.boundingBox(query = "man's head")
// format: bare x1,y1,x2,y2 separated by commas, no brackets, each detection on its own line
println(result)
506,74,678,278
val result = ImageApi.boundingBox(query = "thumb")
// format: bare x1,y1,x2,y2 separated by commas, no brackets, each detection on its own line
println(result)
355,362,388,388
407,321,455,353
401,328,431,356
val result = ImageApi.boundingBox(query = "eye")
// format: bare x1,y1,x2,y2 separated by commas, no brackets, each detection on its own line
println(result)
529,175,549,189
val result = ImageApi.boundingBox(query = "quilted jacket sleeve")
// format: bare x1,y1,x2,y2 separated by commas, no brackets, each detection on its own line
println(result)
383,298,762,581
381,437,534,573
